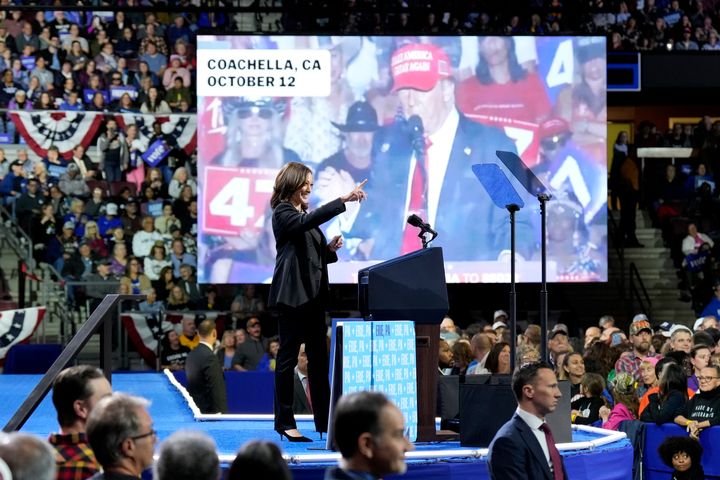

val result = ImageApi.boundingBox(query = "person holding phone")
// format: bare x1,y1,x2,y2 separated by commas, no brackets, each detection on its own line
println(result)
268,161,367,442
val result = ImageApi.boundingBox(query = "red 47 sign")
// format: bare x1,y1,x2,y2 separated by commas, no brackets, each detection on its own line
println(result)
201,166,277,236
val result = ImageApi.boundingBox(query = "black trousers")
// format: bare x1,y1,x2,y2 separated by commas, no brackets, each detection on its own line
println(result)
274,299,330,433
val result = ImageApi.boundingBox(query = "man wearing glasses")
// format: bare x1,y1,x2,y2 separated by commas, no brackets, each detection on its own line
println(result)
86,393,157,479
675,365,720,439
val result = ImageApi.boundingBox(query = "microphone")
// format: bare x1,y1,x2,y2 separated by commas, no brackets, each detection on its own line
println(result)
407,214,437,237
407,115,425,156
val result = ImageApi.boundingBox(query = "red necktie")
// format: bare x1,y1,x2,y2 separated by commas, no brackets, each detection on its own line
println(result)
539,423,564,480
400,136,431,254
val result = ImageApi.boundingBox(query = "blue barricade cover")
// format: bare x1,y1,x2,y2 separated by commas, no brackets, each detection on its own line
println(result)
644,423,720,479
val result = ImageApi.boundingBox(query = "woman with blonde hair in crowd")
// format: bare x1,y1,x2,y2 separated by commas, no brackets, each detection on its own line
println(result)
82,220,108,258
216,330,237,371
167,284,190,311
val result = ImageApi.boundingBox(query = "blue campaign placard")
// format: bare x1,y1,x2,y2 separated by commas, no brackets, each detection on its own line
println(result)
341,320,417,441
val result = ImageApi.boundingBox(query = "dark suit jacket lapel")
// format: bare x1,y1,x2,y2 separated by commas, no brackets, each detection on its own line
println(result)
513,414,553,480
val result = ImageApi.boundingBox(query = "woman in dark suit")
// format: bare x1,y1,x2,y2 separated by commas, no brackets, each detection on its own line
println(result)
268,162,367,442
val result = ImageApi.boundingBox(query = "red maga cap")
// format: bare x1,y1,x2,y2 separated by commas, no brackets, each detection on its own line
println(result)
390,43,452,92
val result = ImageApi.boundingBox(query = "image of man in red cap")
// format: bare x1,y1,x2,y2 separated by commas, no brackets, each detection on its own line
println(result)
361,42,536,261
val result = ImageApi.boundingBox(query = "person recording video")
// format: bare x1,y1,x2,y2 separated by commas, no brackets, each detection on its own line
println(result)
363,42,536,261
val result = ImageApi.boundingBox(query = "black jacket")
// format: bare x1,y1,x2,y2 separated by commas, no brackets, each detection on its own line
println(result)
185,343,228,414
640,390,687,425
268,198,345,308
685,386,720,426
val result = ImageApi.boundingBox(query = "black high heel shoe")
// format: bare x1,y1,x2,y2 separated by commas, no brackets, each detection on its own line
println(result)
276,429,312,443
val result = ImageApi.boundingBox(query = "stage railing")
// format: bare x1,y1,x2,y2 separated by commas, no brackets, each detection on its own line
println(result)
2,293,144,433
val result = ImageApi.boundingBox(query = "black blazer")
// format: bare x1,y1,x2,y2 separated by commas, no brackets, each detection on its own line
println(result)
185,343,228,414
268,198,345,308
487,413,568,480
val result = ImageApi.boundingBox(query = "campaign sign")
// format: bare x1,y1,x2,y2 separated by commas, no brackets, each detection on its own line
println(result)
83,89,111,104
201,166,276,236
110,85,139,100
141,139,171,167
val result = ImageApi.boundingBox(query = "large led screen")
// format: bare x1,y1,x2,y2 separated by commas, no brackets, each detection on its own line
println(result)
196,36,607,284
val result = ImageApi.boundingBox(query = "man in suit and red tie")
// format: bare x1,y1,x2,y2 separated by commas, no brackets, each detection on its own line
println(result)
488,361,568,480
362,42,536,261
293,343,312,414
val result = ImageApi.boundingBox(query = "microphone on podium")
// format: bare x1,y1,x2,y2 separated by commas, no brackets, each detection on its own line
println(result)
407,214,437,237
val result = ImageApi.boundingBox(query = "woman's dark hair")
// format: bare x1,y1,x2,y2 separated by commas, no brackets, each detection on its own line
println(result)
474,37,527,85
270,161,312,209
658,436,704,474
583,341,615,379
485,341,510,374
451,341,473,369
658,363,688,400
227,440,291,480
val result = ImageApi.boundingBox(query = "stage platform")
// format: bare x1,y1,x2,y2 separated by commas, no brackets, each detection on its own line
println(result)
0,373,633,479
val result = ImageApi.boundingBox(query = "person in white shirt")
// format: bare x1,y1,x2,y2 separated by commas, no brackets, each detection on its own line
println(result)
132,215,163,258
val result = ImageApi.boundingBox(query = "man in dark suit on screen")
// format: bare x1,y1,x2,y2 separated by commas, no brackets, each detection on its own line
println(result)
185,318,228,414
362,42,537,261
487,361,567,480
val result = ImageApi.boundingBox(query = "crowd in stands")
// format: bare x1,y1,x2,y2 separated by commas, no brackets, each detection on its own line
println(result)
610,116,720,313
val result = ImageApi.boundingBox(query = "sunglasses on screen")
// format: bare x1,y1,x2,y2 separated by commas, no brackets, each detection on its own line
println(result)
237,106,274,119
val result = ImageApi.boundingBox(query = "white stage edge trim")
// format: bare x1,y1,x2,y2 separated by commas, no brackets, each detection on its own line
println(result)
163,368,314,422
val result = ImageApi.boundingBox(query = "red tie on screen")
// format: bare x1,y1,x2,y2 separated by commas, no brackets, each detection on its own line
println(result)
400,137,431,255
539,423,564,480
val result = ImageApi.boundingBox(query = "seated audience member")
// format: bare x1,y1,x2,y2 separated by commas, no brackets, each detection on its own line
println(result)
485,341,511,375
232,316,269,371
178,315,199,349
257,336,280,372
689,344,712,391
451,340,473,375
85,259,119,309
438,339,454,375
86,393,156,480
154,266,176,304
97,202,123,238
138,287,164,314
216,330,237,370
675,365,720,439
120,256,151,295
154,430,220,480
167,285,191,311
669,325,694,354
327,391,413,480
293,343,312,415
169,237,196,277
58,163,90,198
49,365,112,480
701,281,720,319
0,432,57,480
227,440,292,480
230,284,265,321
144,243,171,281
467,332,493,374
559,351,585,399
160,329,190,371
177,263,202,307
641,363,688,425
658,436,704,480
571,372,606,425
108,242,129,277
599,372,638,430
133,215,163,258
637,356,661,399
185,318,228,414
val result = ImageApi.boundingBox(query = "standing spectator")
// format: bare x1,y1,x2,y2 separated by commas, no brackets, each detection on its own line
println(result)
640,363,689,424
615,316,658,384
186,319,228,414
86,394,157,480
599,372,639,430
97,118,128,182
49,365,112,480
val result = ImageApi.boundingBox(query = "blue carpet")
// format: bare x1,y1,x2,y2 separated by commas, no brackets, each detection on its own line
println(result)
0,373,634,479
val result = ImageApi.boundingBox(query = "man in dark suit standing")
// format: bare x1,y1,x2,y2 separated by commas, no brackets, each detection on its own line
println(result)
185,319,227,414
293,343,312,414
363,42,537,261
488,361,567,480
